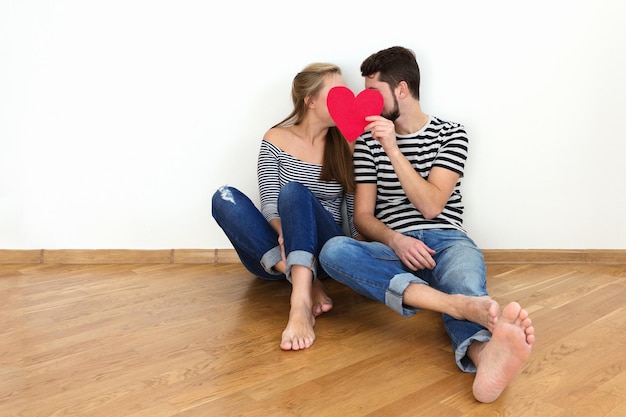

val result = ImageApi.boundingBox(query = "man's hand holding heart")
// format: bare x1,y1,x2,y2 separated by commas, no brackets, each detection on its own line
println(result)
326,86,384,142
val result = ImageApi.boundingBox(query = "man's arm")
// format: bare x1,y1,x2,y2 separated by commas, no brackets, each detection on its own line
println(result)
388,150,460,219
353,182,393,243
354,182,436,270
367,115,460,219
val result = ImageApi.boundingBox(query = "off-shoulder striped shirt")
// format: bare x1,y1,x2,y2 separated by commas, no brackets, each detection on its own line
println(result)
257,140,356,236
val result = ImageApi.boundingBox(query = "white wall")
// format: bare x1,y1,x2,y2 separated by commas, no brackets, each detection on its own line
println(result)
1,0,624,250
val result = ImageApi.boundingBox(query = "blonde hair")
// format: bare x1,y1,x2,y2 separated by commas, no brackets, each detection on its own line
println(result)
273,63,355,193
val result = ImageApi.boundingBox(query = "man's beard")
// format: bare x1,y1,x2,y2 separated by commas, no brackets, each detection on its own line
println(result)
382,95,400,122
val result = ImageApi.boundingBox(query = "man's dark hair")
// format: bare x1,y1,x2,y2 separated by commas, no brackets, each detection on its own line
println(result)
360,46,421,100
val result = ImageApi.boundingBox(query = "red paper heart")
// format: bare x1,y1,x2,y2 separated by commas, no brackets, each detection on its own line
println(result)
327,86,384,142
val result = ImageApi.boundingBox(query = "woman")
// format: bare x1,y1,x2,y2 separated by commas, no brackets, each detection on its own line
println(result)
212,63,358,351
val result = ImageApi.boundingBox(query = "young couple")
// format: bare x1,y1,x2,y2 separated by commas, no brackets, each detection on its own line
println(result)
211,46,535,403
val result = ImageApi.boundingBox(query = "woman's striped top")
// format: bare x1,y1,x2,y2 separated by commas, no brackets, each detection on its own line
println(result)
353,115,468,233
257,140,356,236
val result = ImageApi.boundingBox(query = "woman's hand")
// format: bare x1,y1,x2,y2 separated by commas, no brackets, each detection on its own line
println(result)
278,233,287,265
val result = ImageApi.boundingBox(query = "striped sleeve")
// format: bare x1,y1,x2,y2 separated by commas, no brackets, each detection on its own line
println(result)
257,140,281,222
354,136,377,184
344,192,358,238
430,121,468,176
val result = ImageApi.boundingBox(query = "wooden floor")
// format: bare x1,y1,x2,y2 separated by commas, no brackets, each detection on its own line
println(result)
1,262,625,417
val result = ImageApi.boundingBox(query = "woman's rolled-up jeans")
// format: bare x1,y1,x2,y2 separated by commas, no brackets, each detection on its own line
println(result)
211,182,346,282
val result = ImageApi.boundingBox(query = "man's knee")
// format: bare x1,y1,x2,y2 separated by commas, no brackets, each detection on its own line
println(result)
320,236,352,262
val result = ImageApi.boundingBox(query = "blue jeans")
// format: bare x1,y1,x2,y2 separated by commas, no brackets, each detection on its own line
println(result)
319,229,491,372
212,183,346,281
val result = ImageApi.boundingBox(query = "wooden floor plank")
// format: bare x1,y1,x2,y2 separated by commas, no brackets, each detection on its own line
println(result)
0,262,624,416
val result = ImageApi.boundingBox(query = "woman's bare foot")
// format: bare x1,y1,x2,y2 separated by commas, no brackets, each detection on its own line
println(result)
452,295,500,332
470,301,535,403
311,278,333,317
279,280,331,350
280,302,316,351
280,267,318,351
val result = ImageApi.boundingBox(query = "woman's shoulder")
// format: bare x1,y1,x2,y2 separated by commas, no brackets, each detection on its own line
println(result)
263,126,294,148
259,131,288,159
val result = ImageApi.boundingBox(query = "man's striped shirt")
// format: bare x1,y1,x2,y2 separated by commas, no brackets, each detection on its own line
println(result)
354,115,468,233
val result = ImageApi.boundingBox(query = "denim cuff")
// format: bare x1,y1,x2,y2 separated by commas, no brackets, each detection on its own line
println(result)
260,246,283,276
285,250,316,283
455,329,492,373
386,273,428,317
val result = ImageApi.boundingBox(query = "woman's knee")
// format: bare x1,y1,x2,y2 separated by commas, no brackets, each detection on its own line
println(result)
278,182,312,210
212,185,242,217
279,181,307,198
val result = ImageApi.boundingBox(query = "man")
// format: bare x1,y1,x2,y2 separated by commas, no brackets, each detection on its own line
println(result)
320,46,534,403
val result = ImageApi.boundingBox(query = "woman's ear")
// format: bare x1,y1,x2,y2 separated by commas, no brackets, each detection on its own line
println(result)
305,95,316,109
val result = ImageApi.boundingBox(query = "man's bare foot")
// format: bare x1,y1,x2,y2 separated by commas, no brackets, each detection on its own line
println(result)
471,301,535,403
311,278,333,317
280,302,316,351
452,295,500,332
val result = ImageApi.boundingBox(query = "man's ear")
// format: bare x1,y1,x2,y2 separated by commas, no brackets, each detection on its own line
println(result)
397,81,409,99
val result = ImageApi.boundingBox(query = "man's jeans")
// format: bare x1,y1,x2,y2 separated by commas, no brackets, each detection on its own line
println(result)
212,182,345,281
320,230,491,372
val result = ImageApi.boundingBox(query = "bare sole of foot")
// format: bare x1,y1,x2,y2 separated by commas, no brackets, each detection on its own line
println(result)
472,301,535,403
280,304,316,351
